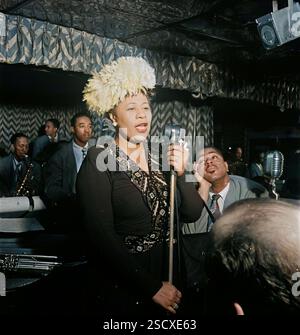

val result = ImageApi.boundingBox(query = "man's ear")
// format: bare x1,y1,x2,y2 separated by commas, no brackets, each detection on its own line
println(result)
70,126,75,134
233,302,244,315
225,161,229,172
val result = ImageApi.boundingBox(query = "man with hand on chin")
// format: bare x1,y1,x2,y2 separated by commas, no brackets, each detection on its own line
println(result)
182,146,269,234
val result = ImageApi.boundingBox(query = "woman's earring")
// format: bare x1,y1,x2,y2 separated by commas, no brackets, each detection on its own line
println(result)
108,112,117,127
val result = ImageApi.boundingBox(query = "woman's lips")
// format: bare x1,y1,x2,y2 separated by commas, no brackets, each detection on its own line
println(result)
135,123,148,133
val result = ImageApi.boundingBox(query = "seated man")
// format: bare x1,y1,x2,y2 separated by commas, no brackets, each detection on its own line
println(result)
0,133,41,196
206,198,300,315
182,146,269,234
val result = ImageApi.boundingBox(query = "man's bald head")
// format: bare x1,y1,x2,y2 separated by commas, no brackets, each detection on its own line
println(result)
213,199,300,263
207,199,300,315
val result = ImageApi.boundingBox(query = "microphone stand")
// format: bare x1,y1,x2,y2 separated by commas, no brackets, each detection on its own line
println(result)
269,177,279,200
164,125,185,285
168,169,177,284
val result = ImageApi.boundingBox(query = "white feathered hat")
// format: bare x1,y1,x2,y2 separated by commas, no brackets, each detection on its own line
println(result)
83,57,156,115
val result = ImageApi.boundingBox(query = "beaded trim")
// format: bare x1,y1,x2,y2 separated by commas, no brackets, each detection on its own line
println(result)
107,143,169,253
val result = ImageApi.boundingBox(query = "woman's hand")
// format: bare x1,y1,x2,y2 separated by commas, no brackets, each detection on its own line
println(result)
167,144,189,177
152,282,182,314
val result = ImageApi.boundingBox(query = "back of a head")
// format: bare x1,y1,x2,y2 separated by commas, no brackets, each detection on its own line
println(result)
206,198,300,315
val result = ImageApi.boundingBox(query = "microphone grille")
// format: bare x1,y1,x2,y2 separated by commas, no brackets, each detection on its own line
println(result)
264,150,284,178
272,150,284,178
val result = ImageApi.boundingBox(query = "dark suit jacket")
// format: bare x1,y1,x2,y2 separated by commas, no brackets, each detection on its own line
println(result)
0,154,41,196
0,154,15,195
43,141,82,233
182,175,269,234
32,135,51,159
32,135,62,165
44,141,77,203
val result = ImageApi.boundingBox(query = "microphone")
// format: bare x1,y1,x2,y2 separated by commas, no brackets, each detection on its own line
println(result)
163,124,185,145
162,124,186,172
263,150,284,178
263,150,284,200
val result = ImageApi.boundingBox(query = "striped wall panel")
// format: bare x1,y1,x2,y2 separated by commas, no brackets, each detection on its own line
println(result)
0,101,213,154
0,13,298,113
0,105,102,152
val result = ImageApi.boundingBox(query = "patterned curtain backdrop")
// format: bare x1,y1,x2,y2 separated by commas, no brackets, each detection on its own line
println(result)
0,13,299,113
0,14,217,89
151,101,213,155
0,104,103,152
0,101,213,153
0,13,216,147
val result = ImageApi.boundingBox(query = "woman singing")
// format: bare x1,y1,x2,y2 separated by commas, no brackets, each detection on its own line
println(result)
77,57,203,317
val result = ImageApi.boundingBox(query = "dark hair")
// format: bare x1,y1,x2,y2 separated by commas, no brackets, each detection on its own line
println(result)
206,199,300,315
47,118,60,129
70,112,91,127
249,150,263,163
10,132,28,145
203,146,225,160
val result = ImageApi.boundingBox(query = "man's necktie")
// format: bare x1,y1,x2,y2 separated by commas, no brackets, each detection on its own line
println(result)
210,193,221,221
82,148,87,162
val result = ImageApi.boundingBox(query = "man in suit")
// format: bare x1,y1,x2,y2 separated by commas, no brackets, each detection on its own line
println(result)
44,112,92,232
228,146,247,177
32,118,61,163
0,133,41,196
182,146,269,234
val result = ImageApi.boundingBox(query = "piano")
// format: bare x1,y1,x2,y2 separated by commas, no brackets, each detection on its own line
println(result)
0,196,88,316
